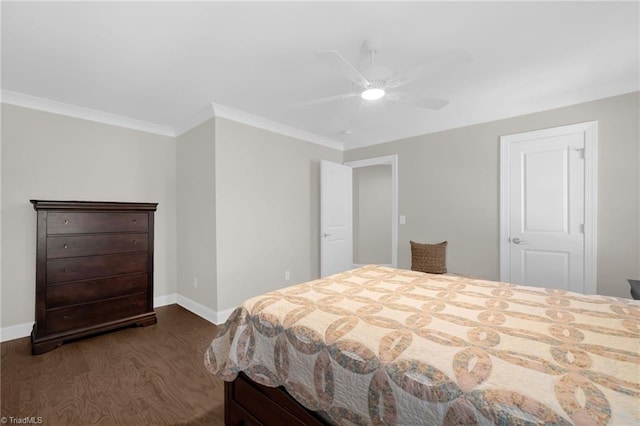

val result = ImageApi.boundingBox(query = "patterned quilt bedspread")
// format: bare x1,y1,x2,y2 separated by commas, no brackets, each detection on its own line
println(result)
205,265,639,425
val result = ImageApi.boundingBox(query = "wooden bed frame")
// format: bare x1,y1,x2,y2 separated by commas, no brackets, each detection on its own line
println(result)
225,372,329,425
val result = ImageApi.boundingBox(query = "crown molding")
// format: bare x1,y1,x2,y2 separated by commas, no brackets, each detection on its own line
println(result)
173,103,216,137
1,90,175,137
2,90,344,150
211,102,344,151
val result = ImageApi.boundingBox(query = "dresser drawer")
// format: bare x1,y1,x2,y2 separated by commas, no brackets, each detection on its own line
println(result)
46,293,148,334
47,212,148,235
47,274,148,308
47,233,148,259
47,253,148,284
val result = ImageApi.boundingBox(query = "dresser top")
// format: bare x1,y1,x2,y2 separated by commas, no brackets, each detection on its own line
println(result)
30,200,158,211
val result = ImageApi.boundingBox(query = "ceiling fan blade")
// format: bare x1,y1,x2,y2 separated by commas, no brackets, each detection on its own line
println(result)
295,92,360,107
315,50,370,87
386,92,450,110
342,101,365,133
385,48,471,89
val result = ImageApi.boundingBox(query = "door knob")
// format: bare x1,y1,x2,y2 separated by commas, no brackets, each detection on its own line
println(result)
512,237,526,244
321,232,331,238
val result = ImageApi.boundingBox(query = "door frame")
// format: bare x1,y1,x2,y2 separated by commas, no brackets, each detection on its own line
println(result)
499,121,598,294
345,154,398,268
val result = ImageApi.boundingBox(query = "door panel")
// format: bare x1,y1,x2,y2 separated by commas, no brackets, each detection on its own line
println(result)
522,250,570,290
506,131,585,292
321,161,353,277
523,147,568,232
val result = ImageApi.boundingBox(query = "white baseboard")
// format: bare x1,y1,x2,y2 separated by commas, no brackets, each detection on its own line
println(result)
0,293,236,342
215,307,236,324
173,295,235,324
154,293,178,307
0,322,33,343
175,294,218,324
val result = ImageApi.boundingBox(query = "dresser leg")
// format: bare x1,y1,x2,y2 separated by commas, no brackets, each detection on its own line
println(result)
31,339,63,355
136,315,157,327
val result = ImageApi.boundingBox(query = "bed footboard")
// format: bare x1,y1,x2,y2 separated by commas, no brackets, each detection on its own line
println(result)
225,372,328,426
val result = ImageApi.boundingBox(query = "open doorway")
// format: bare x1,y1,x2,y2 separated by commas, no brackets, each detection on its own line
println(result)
353,165,392,264
346,155,398,268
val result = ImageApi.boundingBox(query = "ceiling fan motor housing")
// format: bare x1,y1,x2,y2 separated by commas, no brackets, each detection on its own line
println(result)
361,66,393,89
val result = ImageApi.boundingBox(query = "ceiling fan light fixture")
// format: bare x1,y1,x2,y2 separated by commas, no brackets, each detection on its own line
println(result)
361,87,385,101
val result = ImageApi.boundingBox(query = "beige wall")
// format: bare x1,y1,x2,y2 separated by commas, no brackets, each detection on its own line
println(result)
176,117,217,310
214,118,342,311
345,92,640,298
353,165,392,264
2,90,636,332
1,104,178,328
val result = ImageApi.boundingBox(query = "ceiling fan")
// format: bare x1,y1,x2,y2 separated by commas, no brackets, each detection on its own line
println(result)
302,40,470,114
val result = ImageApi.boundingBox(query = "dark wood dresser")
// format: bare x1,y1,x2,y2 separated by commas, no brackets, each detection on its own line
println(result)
30,200,158,354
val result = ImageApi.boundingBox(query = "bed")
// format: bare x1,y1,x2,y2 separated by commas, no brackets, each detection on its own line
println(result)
205,265,640,425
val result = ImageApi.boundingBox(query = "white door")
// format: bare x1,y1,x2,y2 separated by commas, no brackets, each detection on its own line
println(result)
500,122,597,293
321,160,353,277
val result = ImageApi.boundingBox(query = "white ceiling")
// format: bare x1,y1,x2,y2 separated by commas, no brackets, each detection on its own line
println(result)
2,1,638,150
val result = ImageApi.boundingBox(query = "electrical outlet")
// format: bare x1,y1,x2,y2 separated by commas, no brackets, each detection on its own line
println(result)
285,270,291,281
193,277,198,288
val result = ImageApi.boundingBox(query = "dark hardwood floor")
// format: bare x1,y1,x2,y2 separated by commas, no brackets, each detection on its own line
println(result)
1,304,224,425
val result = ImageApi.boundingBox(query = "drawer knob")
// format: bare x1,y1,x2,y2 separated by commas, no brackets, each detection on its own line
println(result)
132,239,137,244
133,219,137,223
63,219,69,225
63,244,68,249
